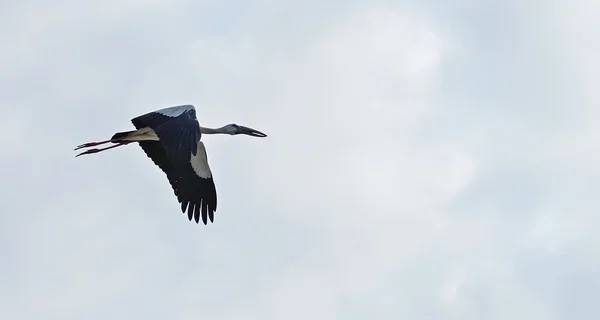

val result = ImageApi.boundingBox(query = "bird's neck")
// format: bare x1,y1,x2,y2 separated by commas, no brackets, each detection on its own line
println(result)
200,126,228,134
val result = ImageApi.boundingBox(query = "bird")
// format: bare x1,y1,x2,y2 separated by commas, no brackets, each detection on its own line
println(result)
74,104,267,225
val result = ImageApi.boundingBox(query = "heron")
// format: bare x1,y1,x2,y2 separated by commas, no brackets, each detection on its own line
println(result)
74,104,267,225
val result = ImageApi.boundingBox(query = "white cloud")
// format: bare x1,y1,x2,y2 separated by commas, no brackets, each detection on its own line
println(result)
1,0,599,319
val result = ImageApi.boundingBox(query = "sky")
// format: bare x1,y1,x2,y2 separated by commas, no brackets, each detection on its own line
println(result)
1,0,599,319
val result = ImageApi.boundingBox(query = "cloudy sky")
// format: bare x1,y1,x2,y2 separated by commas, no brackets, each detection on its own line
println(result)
1,0,599,319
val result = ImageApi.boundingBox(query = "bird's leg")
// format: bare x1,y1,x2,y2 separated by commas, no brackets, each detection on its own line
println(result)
75,142,132,157
74,139,121,151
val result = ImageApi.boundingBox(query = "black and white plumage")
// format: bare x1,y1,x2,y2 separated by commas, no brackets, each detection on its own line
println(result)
74,105,267,225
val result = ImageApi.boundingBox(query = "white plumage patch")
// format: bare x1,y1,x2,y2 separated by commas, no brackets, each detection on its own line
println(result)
155,104,195,117
120,127,159,142
190,141,212,179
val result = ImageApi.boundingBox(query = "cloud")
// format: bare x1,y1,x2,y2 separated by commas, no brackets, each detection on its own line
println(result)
1,0,599,319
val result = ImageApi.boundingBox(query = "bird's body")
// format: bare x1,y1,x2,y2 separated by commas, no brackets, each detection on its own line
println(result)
74,105,267,225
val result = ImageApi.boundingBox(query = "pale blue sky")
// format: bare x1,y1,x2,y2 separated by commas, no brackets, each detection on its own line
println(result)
1,0,599,319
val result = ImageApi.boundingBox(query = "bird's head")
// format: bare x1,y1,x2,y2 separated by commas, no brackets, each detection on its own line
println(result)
224,124,267,137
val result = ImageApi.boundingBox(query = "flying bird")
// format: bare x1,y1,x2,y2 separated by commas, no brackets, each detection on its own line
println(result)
74,104,267,225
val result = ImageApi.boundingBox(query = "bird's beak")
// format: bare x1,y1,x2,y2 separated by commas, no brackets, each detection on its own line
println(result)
238,125,267,137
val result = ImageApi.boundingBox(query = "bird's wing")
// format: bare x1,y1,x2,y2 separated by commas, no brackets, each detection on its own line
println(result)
179,141,217,224
131,106,216,224
134,140,217,224
131,105,201,165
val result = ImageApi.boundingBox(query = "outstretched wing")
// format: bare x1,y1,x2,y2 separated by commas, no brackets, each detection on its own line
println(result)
130,105,217,224
175,141,217,224
131,104,201,165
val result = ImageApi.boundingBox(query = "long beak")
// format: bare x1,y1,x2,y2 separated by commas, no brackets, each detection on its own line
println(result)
238,125,267,137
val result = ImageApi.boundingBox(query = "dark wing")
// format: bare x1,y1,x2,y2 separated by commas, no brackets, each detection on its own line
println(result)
131,108,217,224
177,141,217,224
131,105,201,165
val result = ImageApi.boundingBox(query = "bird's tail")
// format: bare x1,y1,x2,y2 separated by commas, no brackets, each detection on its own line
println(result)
111,130,137,140
110,127,159,142
74,127,159,157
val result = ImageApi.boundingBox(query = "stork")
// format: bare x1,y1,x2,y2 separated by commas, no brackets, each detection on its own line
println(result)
74,105,267,225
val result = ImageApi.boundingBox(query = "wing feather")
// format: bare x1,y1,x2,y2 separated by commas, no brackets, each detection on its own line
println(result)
131,108,216,224
131,107,201,165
